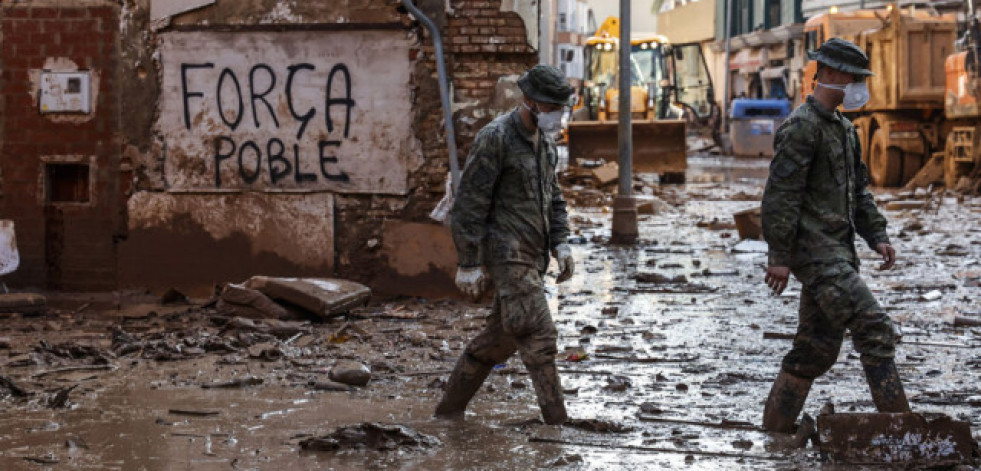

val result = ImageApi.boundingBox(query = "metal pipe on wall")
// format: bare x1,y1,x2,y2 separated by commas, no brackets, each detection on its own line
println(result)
401,0,461,194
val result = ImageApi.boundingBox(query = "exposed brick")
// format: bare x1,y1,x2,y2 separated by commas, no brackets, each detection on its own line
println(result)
59,9,88,19
450,36,469,45
11,20,40,35
469,36,488,44
4,8,30,19
30,8,58,19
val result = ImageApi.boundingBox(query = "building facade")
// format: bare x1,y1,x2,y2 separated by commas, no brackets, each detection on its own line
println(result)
712,0,805,107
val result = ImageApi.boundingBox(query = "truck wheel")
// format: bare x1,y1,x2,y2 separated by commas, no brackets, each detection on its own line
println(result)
869,130,902,187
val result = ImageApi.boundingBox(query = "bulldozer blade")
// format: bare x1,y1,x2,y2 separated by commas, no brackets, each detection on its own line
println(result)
567,120,687,176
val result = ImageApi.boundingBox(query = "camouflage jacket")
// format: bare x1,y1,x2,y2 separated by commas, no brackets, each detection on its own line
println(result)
762,96,890,268
451,109,570,271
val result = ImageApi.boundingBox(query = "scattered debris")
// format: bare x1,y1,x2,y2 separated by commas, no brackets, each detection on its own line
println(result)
244,276,371,319
603,375,631,392
0,375,30,397
47,384,78,409
217,284,288,319
953,316,981,328
590,161,619,186
635,273,688,284
904,153,945,190
329,362,371,387
308,380,355,392
733,206,762,240
0,293,46,314
732,239,768,253
168,409,220,416
550,453,584,467
160,288,190,305
201,377,263,389
817,412,976,465
921,290,943,301
885,200,927,211
565,418,633,433
299,422,441,452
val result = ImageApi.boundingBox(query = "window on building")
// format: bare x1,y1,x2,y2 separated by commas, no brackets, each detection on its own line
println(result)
46,163,90,203
766,0,781,29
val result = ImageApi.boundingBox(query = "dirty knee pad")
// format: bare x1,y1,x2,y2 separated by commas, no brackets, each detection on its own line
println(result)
781,338,842,380
849,310,897,360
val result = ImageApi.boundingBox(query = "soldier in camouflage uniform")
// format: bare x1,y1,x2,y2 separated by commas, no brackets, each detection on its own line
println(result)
434,65,575,425
761,38,911,433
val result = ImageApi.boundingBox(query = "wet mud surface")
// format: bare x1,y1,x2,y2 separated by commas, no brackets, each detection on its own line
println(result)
3,155,981,469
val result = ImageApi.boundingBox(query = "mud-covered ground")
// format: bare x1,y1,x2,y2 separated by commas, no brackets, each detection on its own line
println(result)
2,155,981,470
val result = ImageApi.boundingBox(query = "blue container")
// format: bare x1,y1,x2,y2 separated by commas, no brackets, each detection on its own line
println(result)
729,99,792,157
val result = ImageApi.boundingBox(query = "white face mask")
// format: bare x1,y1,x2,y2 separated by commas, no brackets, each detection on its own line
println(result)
817,81,870,110
524,102,564,134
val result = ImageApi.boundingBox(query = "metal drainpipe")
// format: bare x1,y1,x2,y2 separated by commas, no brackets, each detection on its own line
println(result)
402,0,461,195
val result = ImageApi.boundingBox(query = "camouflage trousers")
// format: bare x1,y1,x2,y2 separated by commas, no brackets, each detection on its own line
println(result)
462,264,558,369
781,261,897,380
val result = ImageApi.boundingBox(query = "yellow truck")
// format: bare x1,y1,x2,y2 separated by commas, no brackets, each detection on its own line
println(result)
567,17,718,183
801,7,958,187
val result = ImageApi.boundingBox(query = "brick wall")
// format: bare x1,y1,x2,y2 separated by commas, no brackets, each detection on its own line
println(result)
0,5,120,290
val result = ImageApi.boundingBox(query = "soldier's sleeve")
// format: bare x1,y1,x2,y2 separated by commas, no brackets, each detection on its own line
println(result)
762,117,816,267
852,128,890,248
450,126,502,267
548,163,570,250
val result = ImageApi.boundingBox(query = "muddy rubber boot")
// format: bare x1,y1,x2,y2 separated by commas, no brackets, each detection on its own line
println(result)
762,370,813,433
527,362,568,425
862,358,911,413
434,354,493,419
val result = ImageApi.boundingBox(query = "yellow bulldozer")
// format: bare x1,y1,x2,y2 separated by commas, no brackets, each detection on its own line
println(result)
567,17,719,183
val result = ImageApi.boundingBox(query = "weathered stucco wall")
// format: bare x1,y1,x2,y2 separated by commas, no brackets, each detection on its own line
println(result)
156,30,422,194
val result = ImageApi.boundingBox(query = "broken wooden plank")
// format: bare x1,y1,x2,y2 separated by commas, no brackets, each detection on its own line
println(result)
32,365,117,378
904,152,945,190
0,293,46,314
200,377,263,389
168,409,220,416
953,316,981,328
817,412,975,466
637,415,760,431
528,436,783,461
0,375,30,397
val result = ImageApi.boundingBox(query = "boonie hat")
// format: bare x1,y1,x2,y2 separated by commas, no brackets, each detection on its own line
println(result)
807,38,873,76
517,64,574,105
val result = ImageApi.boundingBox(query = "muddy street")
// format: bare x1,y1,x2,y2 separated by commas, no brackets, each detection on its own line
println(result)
1,155,980,470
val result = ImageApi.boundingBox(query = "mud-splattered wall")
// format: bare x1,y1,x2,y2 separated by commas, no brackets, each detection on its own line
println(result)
0,3,122,291
1,0,539,296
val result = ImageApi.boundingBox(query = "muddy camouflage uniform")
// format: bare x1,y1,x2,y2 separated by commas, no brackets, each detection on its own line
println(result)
763,95,897,378
436,64,573,424
450,109,569,368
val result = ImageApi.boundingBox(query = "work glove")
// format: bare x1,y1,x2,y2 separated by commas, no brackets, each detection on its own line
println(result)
455,266,486,299
553,243,574,283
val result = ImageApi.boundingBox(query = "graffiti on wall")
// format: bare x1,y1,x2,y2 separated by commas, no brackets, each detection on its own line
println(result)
158,31,421,194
